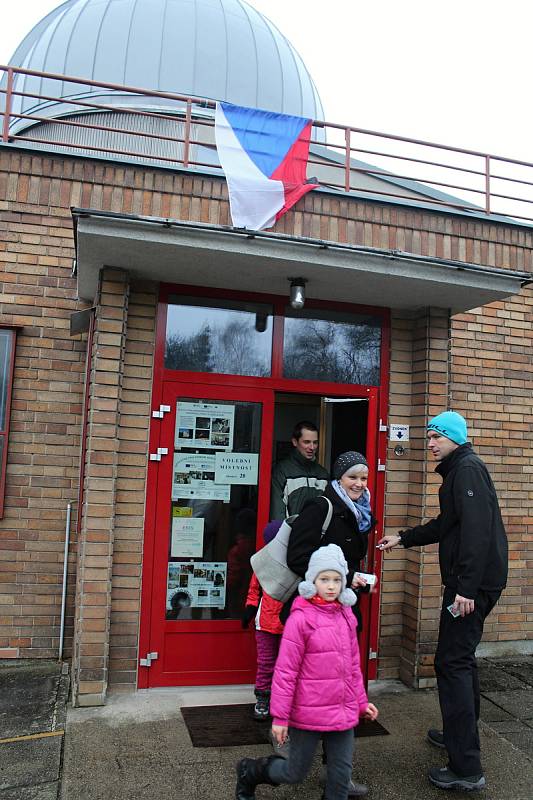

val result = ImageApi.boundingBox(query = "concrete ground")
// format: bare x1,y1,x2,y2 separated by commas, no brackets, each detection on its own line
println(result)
0,660,69,800
1,658,532,799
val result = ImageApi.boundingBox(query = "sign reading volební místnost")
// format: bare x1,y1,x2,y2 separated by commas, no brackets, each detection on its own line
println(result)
214,452,259,485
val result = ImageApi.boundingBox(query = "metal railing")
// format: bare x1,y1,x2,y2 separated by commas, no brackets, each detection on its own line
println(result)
1,64,533,224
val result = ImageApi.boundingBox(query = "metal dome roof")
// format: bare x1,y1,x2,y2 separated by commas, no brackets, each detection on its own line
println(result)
5,0,324,128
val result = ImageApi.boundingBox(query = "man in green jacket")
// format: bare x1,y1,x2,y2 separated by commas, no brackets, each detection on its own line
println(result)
270,421,329,521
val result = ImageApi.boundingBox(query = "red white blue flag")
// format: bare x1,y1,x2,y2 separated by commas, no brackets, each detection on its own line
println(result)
215,102,318,230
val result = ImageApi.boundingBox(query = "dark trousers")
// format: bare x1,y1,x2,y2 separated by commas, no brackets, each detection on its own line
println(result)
268,727,354,800
434,586,500,777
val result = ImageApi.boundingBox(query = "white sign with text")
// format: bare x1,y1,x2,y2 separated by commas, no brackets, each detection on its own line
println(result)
214,452,259,485
389,424,410,442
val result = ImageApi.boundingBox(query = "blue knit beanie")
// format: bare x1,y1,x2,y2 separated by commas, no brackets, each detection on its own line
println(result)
427,411,468,445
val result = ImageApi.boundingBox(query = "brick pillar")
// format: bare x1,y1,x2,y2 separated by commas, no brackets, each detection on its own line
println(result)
400,307,450,687
72,268,130,706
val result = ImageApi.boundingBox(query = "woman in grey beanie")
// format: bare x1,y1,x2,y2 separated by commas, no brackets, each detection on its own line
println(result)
285,450,375,606
281,450,377,798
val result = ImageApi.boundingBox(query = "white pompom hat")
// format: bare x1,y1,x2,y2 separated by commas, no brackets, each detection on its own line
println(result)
298,543,357,606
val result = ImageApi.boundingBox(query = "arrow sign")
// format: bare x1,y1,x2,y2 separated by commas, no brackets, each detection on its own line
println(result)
390,424,410,442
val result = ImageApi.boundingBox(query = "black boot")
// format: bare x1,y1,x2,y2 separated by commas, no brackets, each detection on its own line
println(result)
253,689,270,720
235,755,281,800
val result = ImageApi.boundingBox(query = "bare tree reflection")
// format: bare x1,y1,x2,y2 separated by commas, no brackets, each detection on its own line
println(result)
283,318,381,384
165,319,270,376
165,310,380,384
165,324,211,371
210,319,270,376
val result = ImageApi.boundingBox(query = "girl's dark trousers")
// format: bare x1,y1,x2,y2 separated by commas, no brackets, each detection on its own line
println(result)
267,727,354,800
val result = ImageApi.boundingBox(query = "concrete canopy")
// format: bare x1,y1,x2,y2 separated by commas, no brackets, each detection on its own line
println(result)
73,212,528,313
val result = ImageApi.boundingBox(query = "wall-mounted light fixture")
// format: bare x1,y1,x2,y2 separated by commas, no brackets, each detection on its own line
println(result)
254,312,268,332
288,277,307,310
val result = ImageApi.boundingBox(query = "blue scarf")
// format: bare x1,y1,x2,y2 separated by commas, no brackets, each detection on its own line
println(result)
331,480,372,532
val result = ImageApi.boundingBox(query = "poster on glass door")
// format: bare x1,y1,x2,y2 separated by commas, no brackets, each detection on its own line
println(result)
172,453,231,502
175,401,235,450
167,561,226,609
171,512,204,558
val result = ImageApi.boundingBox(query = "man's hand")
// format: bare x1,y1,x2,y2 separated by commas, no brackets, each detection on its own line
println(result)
361,703,379,721
351,574,368,589
271,724,289,745
352,573,378,593
452,594,475,617
376,534,401,551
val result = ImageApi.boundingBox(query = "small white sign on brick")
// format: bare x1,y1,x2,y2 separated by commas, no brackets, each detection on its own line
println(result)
390,424,410,442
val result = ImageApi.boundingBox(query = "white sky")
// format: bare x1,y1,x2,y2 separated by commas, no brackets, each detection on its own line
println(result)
1,0,531,164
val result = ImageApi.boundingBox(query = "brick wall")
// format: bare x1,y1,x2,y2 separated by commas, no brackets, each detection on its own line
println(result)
381,309,451,686
1,146,531,693
379,295,532,686
450,290,532,649
108,281,157,692
0,152,85,660
70,269,155,705
72,268,131,705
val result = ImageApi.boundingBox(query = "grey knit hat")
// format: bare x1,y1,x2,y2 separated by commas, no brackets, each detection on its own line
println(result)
332,451,368,480
298,544,357,606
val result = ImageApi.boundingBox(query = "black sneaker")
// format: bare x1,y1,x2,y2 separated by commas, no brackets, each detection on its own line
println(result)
429,766,486,791
319,766,368,797
427,728,446,749
347,780,369,797
253,690,270,720
320,782,368,800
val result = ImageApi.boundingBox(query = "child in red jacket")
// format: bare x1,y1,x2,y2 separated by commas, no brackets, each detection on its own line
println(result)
242,521,284,720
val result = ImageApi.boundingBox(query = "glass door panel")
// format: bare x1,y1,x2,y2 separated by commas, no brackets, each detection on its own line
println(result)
167,398,262,622
144,383,274,687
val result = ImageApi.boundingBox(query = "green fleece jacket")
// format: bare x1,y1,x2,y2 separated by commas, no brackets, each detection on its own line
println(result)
270,449,329,521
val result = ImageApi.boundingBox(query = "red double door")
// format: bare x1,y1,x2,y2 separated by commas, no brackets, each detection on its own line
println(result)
138,381,383,689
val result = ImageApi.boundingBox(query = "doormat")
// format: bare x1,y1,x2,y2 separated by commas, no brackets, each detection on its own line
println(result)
180,704,389,748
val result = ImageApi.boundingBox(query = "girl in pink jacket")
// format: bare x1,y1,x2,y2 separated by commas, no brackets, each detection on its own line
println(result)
235,544,378,800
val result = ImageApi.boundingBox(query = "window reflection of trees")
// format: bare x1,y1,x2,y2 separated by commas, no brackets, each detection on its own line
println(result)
283,318,381,385
165,318,271,376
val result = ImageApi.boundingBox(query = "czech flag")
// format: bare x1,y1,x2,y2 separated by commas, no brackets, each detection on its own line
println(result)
215,102,318,231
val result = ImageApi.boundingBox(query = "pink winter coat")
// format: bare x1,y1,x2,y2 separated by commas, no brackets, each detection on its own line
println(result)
270,596,368,731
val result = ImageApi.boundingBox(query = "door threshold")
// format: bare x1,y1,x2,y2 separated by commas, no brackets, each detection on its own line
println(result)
148,683,255,707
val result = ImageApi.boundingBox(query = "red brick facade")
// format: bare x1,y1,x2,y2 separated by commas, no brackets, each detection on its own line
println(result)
1,148,531,699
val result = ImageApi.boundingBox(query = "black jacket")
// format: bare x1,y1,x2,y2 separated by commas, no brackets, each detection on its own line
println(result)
281,482,375,630
400,444,508,599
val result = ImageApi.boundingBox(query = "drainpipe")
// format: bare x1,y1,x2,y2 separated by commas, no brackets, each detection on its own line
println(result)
59,501,75,662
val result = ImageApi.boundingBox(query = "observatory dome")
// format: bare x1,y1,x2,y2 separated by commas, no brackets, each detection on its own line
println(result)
4,0,324,132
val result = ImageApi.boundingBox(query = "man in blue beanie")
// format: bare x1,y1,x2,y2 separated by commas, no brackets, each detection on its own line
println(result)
378,411,508,792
